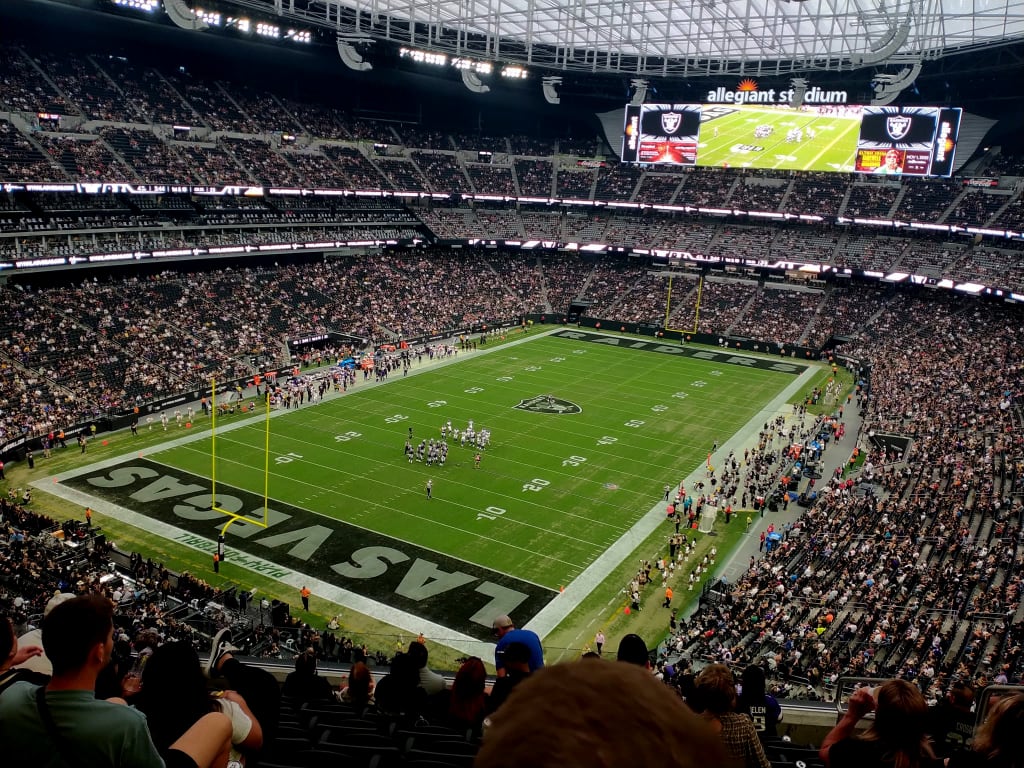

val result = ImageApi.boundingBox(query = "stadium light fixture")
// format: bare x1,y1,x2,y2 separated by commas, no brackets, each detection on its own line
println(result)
501,65,528,79
163,0,208,30
285,29,312,44
225,16,251,33
194,8,222,26
115,0,159,12
399,47,448,66
338,38,373,71
542,76,562,105
461,69,490,94
256,21,281,39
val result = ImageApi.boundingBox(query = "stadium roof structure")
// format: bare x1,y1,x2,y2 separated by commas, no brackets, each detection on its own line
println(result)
223,0,1024,77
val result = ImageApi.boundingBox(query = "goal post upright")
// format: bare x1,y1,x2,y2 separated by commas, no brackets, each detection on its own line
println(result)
664,272,704,336
209,376,271,540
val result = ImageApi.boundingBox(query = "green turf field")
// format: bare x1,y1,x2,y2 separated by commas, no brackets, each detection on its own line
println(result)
54,329,811,647
697,104,861,172
152,331,797,589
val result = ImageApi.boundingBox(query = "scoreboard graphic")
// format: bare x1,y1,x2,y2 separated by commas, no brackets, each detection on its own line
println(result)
853,106,962,176
620,102,962,177
622,104,702,165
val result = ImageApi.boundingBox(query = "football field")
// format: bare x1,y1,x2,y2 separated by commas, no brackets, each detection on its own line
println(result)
54,329,812,646
697,104,861,172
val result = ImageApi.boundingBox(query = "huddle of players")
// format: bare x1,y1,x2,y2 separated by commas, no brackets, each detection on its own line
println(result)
403,418,491,466
751,124,816,143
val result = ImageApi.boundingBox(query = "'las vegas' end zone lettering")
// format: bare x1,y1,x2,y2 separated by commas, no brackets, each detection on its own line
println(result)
552,330,806,374
65,458,553,641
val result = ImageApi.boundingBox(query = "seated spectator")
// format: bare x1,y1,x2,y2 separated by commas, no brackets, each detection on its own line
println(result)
948,692,1024,768
12,592,72,676
0,594,232,768
737,664,782,739
134,640,263,765
820,680,940,768
373,651,427,720
281,647,334,704
616,633,652,668
0,615,45,695
926,680,976,758
406,639,445,695
205,629,281,745
446,656,488,735
337,660,375,710
487,641,533,715
476,659,725,768
692,663,771,768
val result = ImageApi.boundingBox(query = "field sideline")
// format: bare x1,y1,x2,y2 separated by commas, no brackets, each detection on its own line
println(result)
37,327,823,661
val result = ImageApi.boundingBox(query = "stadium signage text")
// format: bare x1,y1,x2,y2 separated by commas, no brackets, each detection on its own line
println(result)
553,330,807,374
63,459,554,640
706,83,849,105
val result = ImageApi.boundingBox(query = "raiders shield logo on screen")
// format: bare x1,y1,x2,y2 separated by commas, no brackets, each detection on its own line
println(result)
661,111,682,135
885,116,913,141
514,395,582,415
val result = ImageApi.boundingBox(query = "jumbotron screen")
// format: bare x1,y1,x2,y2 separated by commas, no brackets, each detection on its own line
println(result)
621,103,962,176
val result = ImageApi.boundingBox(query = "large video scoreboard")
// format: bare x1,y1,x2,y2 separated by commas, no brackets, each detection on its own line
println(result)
621,103,962,176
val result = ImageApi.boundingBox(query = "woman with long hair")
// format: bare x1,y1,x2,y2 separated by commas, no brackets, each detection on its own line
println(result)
820,679,940,768
447,657,488,734
338,661,375,710
134,641,263,765
949,692,1024,768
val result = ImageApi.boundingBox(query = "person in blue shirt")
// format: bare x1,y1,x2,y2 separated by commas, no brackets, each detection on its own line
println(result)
492,615,544,676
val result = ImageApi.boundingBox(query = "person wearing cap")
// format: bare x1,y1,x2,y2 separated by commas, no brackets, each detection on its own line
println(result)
492,615,544,677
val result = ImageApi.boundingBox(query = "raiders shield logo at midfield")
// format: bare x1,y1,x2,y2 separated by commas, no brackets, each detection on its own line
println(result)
885,115,913,141
514,395,582,415
661,111,682,135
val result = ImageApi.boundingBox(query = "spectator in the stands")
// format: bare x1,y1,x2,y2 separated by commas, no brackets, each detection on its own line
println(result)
616,633,652,668
13,591,73,676
446,656,488,734
738,664,783,739
0,594,233,768
337,660,375,710
205,628,280,745
134,639,263,764
948,692,1024,768
476,659,725,768
281,647,334,704
487,641,533,715
692,663,771,768
373,651,427,720
820,680,941,768
492,614,544,675
406,639,446,695
0,614,46,696
926,679,976,758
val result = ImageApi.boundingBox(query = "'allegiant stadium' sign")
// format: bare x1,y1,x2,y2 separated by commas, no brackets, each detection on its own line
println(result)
706,79,849,105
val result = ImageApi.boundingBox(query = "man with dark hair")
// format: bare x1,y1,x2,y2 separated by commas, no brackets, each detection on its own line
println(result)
0,594,232,768
487,641,533,714
616,633,652,668
406,640,445,695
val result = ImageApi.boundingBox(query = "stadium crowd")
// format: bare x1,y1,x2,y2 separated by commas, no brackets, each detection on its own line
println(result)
4,34,1024,768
